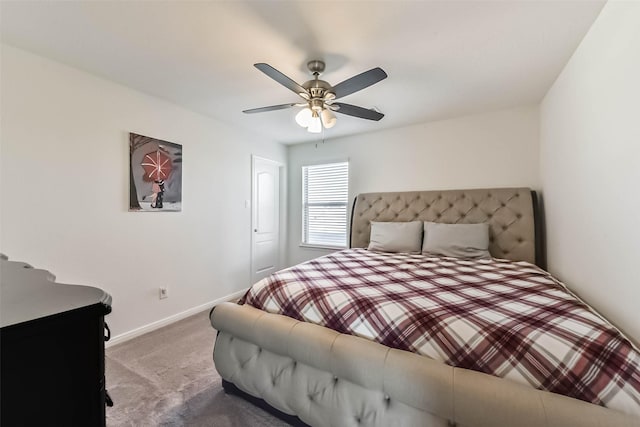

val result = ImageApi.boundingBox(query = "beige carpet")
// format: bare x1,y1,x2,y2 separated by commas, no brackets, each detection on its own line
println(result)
105,309,289,427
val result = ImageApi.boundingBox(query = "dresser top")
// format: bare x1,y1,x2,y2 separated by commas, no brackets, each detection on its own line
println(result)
0,256,111,328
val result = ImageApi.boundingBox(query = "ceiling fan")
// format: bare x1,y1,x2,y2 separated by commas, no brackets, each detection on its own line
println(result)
243,60,387,133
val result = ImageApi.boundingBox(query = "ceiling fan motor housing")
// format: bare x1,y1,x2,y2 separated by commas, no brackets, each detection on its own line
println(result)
302,60,335,103
302,79,333,99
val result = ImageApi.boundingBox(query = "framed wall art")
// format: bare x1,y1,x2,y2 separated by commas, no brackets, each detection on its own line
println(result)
129,132,182,212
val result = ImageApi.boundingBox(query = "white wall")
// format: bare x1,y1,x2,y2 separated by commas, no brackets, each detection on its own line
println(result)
288,105,540,265
0,45,287,340
540,2,640,343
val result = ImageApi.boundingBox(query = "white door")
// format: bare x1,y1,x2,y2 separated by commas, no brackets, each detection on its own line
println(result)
251,156,281,284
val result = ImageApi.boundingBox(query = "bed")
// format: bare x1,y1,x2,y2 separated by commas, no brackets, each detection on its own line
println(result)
210,187,640,426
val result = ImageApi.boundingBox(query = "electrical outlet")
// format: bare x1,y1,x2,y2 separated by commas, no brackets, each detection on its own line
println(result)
159,287,168,299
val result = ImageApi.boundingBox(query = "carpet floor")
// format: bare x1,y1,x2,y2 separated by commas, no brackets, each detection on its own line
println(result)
105,309,289,427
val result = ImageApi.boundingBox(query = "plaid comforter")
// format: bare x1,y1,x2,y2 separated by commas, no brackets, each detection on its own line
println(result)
242,249,640,416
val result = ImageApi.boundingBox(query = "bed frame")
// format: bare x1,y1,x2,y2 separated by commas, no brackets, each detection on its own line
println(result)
210,188,638,426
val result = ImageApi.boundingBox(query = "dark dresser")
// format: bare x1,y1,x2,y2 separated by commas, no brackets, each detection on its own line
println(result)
0,255,112,427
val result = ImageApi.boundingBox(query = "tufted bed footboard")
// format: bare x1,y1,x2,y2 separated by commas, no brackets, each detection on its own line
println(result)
211,302,639,427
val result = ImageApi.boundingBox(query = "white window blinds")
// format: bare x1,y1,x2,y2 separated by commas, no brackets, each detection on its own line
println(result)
302,162,349,248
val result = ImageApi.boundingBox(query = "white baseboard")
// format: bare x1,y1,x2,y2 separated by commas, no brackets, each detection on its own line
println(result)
106,288,247,348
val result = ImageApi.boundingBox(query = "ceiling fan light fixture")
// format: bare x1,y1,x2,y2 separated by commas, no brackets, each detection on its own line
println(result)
310,98,324,112
244,60,387,131
320,109,337,129
295,107,312,127
307,111,322,133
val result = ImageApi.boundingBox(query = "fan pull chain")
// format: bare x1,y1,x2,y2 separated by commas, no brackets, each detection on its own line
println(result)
315,126,326,149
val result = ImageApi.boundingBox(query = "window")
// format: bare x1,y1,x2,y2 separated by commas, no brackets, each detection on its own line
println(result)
302,161,349,248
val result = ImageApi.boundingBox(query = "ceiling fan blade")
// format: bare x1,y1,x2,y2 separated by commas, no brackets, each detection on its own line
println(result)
242,103,297,114
333,103,384,121
332,67,387,99
254,63,308,97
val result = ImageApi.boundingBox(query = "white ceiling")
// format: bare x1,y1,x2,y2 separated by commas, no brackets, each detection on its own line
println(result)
1,1,604,144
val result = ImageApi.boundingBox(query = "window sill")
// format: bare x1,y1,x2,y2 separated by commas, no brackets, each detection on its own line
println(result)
299,243,347,251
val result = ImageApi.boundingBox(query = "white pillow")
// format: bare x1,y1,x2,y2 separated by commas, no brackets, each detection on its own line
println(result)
368,221,423,253
422,222,490,258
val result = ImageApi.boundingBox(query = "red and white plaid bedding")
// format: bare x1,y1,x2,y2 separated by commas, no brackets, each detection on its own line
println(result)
241,248,640,416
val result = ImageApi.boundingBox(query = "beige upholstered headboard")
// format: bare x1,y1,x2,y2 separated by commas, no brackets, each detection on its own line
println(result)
350,188,543,266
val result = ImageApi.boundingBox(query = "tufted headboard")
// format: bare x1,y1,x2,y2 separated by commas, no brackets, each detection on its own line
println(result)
350,187,543,267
